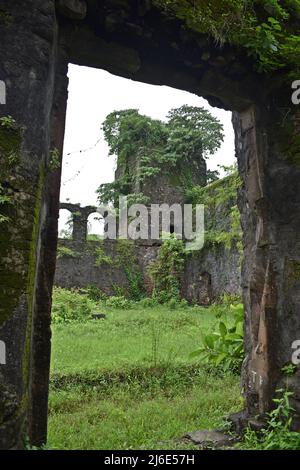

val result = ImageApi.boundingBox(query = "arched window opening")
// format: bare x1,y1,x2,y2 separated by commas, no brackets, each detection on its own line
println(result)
58,209,73,239
87,212,104,241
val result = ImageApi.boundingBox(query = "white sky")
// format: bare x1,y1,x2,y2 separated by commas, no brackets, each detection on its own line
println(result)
59,64,236,235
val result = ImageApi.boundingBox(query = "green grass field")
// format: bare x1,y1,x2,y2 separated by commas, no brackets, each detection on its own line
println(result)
48,300,242,450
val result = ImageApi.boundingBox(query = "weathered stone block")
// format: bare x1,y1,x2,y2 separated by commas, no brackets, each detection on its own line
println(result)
57,0,87,20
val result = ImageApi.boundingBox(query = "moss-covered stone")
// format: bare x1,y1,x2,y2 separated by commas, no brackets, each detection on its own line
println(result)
0,8,13,26
23,164,45,384
0,121,22,167
286,260,300,288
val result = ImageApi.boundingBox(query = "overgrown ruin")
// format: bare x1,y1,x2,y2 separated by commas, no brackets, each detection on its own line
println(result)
55,175,241,303
1,0,300,449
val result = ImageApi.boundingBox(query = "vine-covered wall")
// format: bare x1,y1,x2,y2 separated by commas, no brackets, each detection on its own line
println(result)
55,186,242,304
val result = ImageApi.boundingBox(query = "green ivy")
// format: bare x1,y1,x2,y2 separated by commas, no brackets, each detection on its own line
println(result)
154,0,300,78
97,105,223,205
148,237,185,303
92,240,145,300
0,115,22,224
115,240,146,301
0,184,11,224
94,246,114,267
57,245,81,259
186,170,242,250
48,148,61,172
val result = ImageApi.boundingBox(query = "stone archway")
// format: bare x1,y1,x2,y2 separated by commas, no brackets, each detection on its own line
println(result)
0,0,300,449
59,202,97,241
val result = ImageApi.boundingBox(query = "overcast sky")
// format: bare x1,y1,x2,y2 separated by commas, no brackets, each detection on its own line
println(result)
59,64,236,235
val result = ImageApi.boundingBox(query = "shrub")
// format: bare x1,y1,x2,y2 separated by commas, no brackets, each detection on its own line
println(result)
52,288,97,324
138,297,158,308
178,299,189,309
84,285,108,302
105,295,133,309
190,303,244,373
148,236,185,303
168,298,178,310
57,245,80,259
243,388,300,450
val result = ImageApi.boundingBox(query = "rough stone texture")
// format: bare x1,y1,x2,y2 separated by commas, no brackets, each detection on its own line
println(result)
233,106,300,420
0,0,60,448
0,0,299,449
55,238,240,302
115,142,207,207
54,203,241,302
57,0,87,20
55,239,140,294
183,244,241,304
184,430,238,449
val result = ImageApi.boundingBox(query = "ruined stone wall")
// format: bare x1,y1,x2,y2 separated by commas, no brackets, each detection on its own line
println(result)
55,237,241,303
183,244,241,304
54,239,158,296
0,0,61,448
54,201,241,302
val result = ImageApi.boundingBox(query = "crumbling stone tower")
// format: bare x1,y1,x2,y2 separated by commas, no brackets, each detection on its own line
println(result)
115,144,207,206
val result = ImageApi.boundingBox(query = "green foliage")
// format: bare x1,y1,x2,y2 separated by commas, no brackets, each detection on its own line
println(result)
154,0,300,77
98,105,223,204
281,363,297,377
105,295,133,309
87,234,103,241
0,115,17,129
0,8,13,25
49,148,61,171
0,183,11,224
0,116,23,224
92,240,146,300
186,171,242,250
94,246,114,267
191,303,244,373
57,245,80,259
49,299,240,449
114,240,146,301
138,297,159,308
242,389,300,450
0,115,22,165
148,237,185,303
98,109,168,204
207,169,220,184
165,105,224,161
84,285,108,302
51,288,97,324
186,168,241,207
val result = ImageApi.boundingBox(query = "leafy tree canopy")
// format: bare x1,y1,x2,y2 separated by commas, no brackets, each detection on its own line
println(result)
165,105,224,163
97,105,224,205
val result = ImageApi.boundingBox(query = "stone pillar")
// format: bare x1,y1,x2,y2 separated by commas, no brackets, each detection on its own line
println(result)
72,210,88,241
234,102,300,424
59,204,98,242
0,0,58,448
28,54,69,445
